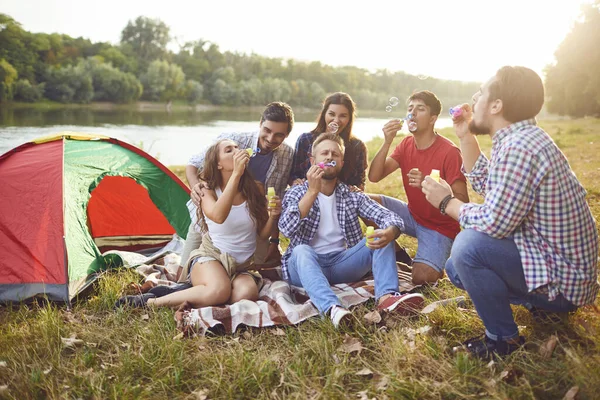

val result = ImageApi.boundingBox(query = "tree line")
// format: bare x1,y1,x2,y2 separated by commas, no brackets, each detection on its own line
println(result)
2,6,597,116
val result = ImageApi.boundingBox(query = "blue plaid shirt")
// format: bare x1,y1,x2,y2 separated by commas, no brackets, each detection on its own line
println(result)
460,119,599,306
279,182,405,280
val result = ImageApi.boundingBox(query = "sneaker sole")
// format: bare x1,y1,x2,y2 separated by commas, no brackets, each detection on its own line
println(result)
383,293,425,316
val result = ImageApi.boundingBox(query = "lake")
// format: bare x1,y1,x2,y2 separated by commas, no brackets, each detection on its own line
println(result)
0,106,454,166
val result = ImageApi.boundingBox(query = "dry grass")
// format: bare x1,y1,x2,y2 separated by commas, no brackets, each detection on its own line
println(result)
1,118,599,399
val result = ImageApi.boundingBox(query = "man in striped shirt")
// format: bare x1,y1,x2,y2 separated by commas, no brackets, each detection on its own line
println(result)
421,66,598,359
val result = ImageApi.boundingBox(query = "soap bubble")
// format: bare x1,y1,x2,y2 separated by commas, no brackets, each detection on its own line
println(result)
385,105,393,112
418,74,429,80
388,97,399,107
327,121,339,134
408,121,418,132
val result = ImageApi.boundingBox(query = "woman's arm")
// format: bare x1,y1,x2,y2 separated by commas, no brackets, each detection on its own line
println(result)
258,196,282,239
201,151,247,224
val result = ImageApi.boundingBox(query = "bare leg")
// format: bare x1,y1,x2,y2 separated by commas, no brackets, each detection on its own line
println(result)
411,262,443,285
229,274,259,304
148,261,231,308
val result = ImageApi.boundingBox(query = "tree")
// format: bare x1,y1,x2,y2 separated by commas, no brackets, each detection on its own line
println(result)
83,59,142,103
141,60,185,101
0,58,18,101
545,1,600,117
44,63,93,103
120,16,170,71
184,80,204,105
13,79,45,102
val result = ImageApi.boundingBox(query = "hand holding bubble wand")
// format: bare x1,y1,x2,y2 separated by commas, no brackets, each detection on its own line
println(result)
448,103,472,120
386,96,417,132
245,147,261,157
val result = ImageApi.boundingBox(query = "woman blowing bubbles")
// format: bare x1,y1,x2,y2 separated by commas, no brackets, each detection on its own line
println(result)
290,92,368,191
116,139,282,309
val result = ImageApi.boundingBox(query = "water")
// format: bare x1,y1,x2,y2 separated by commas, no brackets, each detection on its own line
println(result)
0,107,454,166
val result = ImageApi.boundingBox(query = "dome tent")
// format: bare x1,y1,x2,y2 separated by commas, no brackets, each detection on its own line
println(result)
0,133,191,304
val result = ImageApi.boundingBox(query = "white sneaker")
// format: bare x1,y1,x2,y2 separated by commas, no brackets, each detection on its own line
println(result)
330,305,353,329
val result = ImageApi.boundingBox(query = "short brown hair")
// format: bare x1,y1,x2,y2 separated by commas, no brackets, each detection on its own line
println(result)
261,102,294,134
312,133,345,155
408,90,442,116
489,66,544,122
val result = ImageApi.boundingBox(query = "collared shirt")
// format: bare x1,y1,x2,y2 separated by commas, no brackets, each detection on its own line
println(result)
290,132,368,187
278,182,405,280
459,119,598,306
188,131,294,232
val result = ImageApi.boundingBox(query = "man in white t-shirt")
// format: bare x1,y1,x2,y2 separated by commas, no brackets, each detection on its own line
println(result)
279,134,425,328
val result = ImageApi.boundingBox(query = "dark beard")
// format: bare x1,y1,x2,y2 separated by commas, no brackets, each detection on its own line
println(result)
468,119,491,136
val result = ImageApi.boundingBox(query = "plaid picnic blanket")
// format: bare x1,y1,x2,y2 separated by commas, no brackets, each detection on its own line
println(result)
175,270,417,336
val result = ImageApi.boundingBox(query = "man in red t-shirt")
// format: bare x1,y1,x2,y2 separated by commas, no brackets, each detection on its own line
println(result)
368,91,469,285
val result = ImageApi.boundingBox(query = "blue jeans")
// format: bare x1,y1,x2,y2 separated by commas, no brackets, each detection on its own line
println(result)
380,196,453,272
287,239,399,314
446,229,578,341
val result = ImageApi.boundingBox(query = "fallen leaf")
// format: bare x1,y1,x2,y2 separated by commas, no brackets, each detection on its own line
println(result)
375,375,390,391
499,367,523,384
332,354,341,364
173,332,185,340
539,335,559,359
0,361,6,368
338,335,363,354
356,390,369,400
562,386,579,400
141,314,150,321
363,310,382,324
271,328,286,336
355,368,374,377
43,367,52,375
61,336,84,349
192,388,208,400
486,360,495,370
242,331,253,340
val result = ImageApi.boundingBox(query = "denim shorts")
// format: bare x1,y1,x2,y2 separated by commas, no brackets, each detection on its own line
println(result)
380,195,453,272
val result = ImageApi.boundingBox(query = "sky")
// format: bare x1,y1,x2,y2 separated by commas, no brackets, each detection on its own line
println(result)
2,0,593,83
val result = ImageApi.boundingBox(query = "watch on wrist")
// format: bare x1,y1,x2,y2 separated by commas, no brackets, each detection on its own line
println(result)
269,237,280,245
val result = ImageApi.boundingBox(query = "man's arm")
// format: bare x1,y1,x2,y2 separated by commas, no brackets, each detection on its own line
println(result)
452,106,482,173
185,165,200,189
369,120,403,182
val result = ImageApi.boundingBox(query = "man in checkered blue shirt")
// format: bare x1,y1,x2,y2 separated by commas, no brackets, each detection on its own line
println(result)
279,133,425,328
422,66,599,359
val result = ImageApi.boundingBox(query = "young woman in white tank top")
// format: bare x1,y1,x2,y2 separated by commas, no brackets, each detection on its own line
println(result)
142,139,281,309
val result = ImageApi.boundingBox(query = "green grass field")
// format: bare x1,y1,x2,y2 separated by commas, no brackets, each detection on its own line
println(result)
1,119,599,399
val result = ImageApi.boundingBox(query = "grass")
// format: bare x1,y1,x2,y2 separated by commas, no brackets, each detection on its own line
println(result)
1,118,600,399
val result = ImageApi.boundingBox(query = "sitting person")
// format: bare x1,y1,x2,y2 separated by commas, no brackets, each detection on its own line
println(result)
368,91,469,285
421,66,599,359
290,92,367,190
116,139,281,308
279,133,425,328
181,102,295,269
